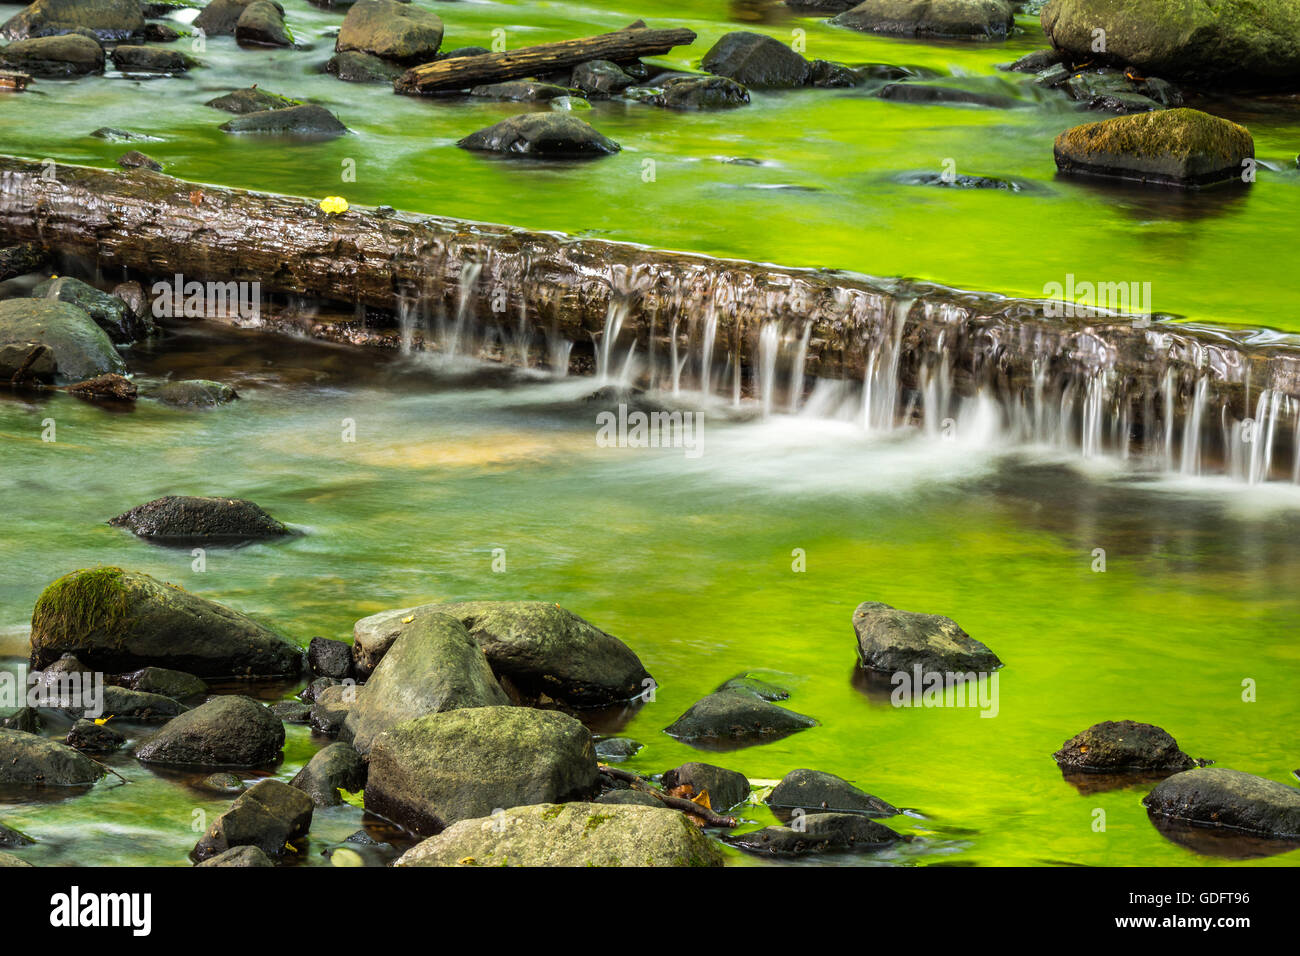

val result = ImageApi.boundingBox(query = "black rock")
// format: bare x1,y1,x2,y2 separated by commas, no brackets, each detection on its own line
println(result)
109,495,289,544
30,275,152,344
109,44,190,72
192,778,313,861
726,812,900,855
715,673,790,701
700,31,811,88
289,741,366,806
299,676,340,704
570,59,633,96
853,601,1002,675
457,113,620,158
468,80,573,101
135,696,285,768
269,701,310,723
118,150,162,171
661,762,750,810
66,718,126,753
0,729,103,786
235,0,290,47
205,86,302,114
100,685,186,721
219,104,348,137
119,666,207,700
663,690,817,748
1054,720,1200,774
766,768,898,818
645,75,749,110
1144,768,1300,839
324,50,403,83
594,737,642,761
307,636,353,679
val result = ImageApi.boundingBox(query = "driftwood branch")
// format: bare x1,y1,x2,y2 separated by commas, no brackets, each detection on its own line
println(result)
395,28,698,94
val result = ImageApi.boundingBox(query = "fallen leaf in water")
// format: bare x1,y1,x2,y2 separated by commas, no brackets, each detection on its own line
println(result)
690,790,713,811
93,716,113,725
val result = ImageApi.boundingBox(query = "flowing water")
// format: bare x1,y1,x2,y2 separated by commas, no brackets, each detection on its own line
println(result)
2,0,1300,867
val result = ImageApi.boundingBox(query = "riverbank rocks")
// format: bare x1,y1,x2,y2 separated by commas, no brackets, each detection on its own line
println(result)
192,778,313,861
66,717,125,752
767,768,899,818
664,689,817,748
1143,768,1300,839
289,741,365,806
341,614,507,755
458,114,620,158
219,104,348,137
109,496,289,545
1042,0,1300,89
0,300,125,383
727,812,901,856
335,0,442,65
395,802,725,867
352,601,650,708
1053,108,1254,189
235,0,290,47
0,33,105,77
151,379,239,407
193,0,277,37
1053,720,1200,775
109,44,190,73
701,32,810,88
662,762,751,810
205,86,301,113
365,706,599,835
0,729,103,785
120,667,207,700
1,0,144,41
833,0,1013,39
29,567,301,678
196,844,274,866
136,695,284,767
852,601,1002,675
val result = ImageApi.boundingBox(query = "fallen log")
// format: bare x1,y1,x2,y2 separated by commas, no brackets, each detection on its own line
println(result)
1,155,1299,478
395,28,698,94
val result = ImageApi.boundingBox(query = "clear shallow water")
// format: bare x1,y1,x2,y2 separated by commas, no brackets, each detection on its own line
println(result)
0,324,1298,866
2,1,1300,330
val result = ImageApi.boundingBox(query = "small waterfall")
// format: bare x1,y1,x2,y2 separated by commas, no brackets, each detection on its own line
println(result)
1180,376,1209,476
758,322,779,417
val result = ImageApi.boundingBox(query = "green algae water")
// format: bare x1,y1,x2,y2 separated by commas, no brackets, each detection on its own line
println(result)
2,324,1299,866
3,1,1300,330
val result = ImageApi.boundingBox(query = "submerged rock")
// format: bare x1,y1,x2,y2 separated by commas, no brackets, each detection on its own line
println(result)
469,80,573,102
200,771,245,795
0,729,103,786
1053,108,1254,189
897,170,1021,190
196,844,274,866
570,59,633,96
365,706,599,835
458,114,620,158
716,673,790,701
1053,720,1200,774
193,778,313,861
727,812,900,856
29,567,301,678
663,690,817,748
1143,768,1300,839
136,695,285,768
353,601,650,708
119,666,207,700
767,768,899,818
594,737,642,761
0,299,126,382
66,373,137,403
335,0,443,65
701,31,810,88
341,614,507,755
289,741,366,807
66,718,125,753
1042,0,1300,89
832,0,1014,40
1,0,144,41
395,803,724,867
205,86,302,114
661,762,750,810
109,44,190,72
645,75,749,110
109,496,289,545
852,601,1002,675
324,50,403,83
876,80,1021,108
150,379,240,408
117,150,162,171
219,104,349,137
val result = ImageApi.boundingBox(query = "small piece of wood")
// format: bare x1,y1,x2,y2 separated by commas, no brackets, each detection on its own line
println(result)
395,28,697,94
0,71,31,92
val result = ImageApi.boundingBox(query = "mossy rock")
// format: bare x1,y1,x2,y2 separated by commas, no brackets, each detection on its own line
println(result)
150,380,239,408
853,600,1002,674
0,299,125,382
29,567,300,678
395,802,725,867
205,86,302,114
1053,107,1254,188
726,812,901,856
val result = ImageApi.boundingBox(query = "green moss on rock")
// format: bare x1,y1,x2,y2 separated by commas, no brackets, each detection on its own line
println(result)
31,567,133,650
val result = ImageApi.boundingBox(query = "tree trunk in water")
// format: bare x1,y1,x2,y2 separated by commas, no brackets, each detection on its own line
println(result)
395,28,699,94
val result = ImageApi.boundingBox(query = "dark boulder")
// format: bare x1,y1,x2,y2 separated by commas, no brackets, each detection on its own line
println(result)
1,0,144,41
570,59,632,96
29,567,301,678
365,706,599,836
269,701,310,723
663,690,817,748
832,0,1014,40
118,150,162,171
289,741,366,806
766,768,898,818
727,812,900,855
109,495,289,545
1054,108,1253,189
150,379,240,407
235,0,290,47
299,675,340,704
0,729,103,785
109,44,190,72
647,75,749,110
853,601,1002,675
700,31,811,88
324,50,403,82
1054,720,1200,774
135,695,285,768
309,684,353,735
335,0,442,65
715,673,789,701
66,718,125,753
307,636,352,679
0,299,126,383
594,737,642,761
99,685,186,721
661,762,750,810
458,114,620,158
205,86,301,114
0,708,41,733
1143,768,1300,839
469,80,573,101
119,666,207,700
219,104,348,137
192,778,313,861
31,276,153,344
193,0,280,37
